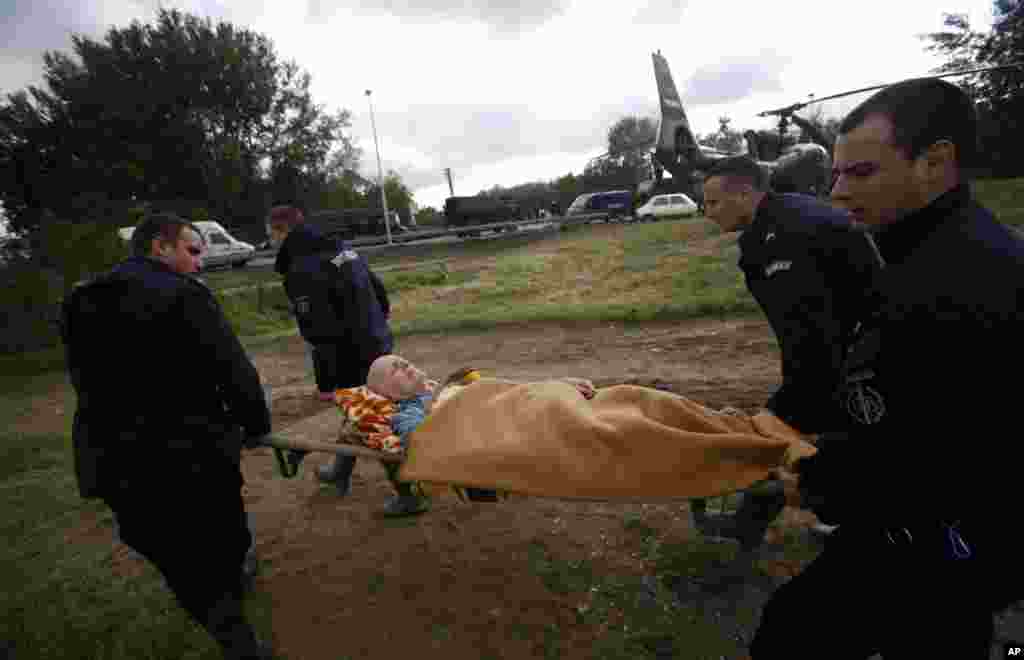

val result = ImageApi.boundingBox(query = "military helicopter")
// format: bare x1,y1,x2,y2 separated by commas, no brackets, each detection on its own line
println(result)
645,52,1023,204
645,50,830,203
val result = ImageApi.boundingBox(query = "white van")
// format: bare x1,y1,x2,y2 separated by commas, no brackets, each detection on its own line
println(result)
118,220,255,270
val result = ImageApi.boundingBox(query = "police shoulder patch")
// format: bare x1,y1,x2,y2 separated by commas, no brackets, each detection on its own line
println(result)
764,260,792,277
330,250,359,268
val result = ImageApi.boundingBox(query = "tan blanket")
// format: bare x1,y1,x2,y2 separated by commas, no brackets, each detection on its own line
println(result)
398,379,816,501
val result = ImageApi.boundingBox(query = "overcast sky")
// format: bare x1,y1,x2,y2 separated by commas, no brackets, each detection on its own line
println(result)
0,0,998,216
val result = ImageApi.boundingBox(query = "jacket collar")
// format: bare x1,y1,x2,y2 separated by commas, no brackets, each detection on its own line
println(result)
873,184,972,264
748,192,777,233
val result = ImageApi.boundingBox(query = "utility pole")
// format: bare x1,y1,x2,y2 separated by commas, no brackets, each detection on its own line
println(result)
365,89,392,245
444,168,455,197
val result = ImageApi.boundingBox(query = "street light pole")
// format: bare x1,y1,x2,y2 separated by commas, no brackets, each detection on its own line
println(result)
365,89,392,245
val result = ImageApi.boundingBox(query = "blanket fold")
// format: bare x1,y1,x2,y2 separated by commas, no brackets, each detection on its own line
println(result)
398,379,816,501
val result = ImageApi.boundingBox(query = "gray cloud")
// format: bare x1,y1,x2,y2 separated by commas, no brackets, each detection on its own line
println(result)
306,0,570,36
0,0,247,95
364,99,660,180
681,51,791,106
0,0,163,94
632,0,688,25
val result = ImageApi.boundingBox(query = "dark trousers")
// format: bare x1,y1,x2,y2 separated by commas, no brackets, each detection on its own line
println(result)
690,484,786,552
105,461,254,638
306,347,381,478
311,343,376,394
750,527,997,659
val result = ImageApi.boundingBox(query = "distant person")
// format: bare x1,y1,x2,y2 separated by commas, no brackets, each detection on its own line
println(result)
694,155,883,553
60,213,276,659
751,77,1024,659
267,206,415,515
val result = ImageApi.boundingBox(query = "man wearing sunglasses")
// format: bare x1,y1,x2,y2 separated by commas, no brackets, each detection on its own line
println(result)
60,213,276,659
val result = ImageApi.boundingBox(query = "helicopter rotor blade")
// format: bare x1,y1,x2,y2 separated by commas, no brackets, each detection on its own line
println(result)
757,62,1024,118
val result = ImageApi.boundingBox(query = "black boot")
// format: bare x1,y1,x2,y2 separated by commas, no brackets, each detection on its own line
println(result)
733,486,786,552
381,481,429,517
316,455,356,496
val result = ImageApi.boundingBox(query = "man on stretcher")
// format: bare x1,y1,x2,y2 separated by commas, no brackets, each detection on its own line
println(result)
317,354,815,525
314,354,598,516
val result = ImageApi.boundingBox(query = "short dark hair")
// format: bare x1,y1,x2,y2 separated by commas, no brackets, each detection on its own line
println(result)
704,156,769,192
131,213,202,258
268,205,305,228
839,77,977,171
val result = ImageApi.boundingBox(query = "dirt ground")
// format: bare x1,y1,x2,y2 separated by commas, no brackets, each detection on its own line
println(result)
23,318,1023,659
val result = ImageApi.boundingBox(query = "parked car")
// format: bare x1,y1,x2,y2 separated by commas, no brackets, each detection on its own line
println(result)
634,193,699,222
566,190,634,222
118,220,255,270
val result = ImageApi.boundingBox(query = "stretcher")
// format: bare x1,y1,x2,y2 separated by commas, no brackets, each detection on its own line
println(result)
253,429,782,497
255,379,805,547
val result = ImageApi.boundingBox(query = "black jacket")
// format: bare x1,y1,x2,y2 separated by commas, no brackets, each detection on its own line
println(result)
798,185,1024,533
60,257,272,500
274,223,393,361
738,193,883,433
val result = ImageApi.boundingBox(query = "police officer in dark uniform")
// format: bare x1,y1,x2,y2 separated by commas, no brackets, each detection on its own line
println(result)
751,78,1024,658
693,155,883,553
60,214,275,659
265,206,424,516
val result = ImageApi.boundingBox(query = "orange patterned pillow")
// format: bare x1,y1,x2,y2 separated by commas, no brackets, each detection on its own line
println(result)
334,386,404,454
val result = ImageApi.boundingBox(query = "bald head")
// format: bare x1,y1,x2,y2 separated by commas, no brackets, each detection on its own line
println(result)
367,355,431,400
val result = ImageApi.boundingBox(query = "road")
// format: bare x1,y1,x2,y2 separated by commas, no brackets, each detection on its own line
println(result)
246,221,557,269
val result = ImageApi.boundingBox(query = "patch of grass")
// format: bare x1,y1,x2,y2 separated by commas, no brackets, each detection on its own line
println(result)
0,347,68,391
976,177,1024,227
200,267,279,292
0,431,67,481
367,573,386,595
365,228,558,269
382,268,475,293
525,518,809,660
213,285,295,338
0,429,276,660
526,540,595,596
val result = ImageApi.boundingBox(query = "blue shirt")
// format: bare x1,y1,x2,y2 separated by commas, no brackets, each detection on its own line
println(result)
391,393,433,449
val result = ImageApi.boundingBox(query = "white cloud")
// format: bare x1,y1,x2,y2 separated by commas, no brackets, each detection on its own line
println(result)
305,0,572,35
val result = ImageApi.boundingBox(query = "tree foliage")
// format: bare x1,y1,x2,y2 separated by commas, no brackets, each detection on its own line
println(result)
921,1,1024,176
697,117,745,154
0,8,360,241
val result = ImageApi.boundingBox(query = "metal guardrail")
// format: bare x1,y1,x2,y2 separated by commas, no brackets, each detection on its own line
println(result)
216,258,451,297
250,212,614,260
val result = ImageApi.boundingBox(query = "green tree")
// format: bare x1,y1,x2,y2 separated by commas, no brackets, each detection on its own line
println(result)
0,7,360,240
698,116,744,153
414,206,443,226
262,60,355,208
364,170,415,222
607,116,657,159
552,172,580,197
922,2,1024,176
